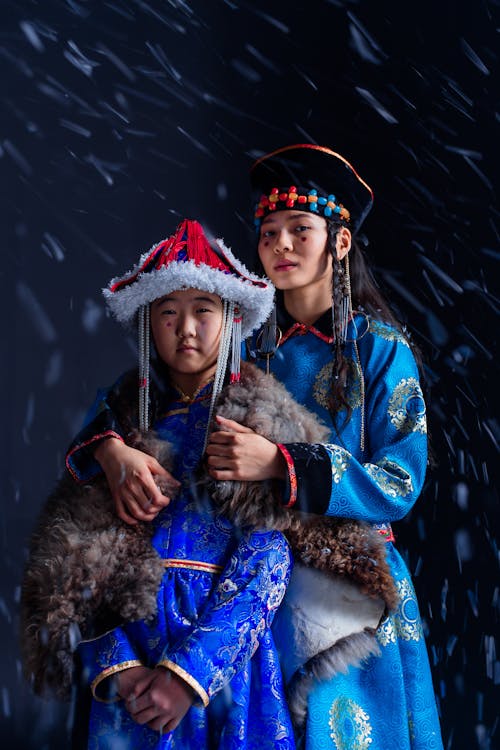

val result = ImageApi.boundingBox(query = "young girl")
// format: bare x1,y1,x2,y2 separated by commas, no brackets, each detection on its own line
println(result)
21,219,296,749
206,144,444,749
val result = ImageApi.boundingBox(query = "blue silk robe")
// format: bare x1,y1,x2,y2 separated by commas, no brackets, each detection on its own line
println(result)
247,308,444,750
68,382,296,749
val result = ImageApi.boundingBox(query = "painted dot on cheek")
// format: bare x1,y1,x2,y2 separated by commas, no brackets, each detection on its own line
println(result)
301,237,307,242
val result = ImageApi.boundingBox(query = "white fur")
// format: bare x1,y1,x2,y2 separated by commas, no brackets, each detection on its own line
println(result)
103,237,274,337
274,563,384,684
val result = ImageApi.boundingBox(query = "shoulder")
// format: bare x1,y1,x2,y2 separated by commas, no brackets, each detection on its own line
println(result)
367,318,411,348
352,315,412,357
349,314,410,349
350,314,420,383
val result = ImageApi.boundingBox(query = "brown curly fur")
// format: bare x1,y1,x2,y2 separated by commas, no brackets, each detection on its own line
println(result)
20,432,177,699
209,361,398,611
21,360,397,712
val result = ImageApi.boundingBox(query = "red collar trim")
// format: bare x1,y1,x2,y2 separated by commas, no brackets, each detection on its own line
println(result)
280,321,334,346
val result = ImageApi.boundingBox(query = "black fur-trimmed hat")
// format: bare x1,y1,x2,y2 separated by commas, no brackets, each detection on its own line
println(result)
250,144,374,234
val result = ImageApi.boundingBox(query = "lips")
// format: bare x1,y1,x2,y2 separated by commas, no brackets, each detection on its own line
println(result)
177,345,197,352
274,259,298,271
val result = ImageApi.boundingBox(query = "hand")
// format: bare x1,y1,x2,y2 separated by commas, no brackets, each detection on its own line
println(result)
205,416,286,481
125,666,195,734
116,665,156,701
94,438,180,525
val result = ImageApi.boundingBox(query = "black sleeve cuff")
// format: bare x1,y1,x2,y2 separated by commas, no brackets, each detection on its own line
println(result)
279,443,332,515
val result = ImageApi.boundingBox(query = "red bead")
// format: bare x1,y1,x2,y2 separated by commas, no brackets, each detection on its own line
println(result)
271,187,279,195
279,192,288,201
297,195,307,203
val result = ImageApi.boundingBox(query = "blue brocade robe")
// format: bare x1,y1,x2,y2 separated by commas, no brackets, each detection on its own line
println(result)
247,308,444,750
70,382,296,749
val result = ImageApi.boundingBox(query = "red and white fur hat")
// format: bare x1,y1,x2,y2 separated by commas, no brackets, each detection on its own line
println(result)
103,218,275,434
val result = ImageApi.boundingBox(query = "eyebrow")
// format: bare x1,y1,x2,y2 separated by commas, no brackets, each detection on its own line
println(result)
262,211,312,225
153,294,220,306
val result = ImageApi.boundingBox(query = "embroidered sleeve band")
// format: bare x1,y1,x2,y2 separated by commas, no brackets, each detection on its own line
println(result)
91,660,143,703
157,658,210,707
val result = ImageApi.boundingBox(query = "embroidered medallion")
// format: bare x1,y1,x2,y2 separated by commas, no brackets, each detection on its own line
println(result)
377,577,423,646
313,358,362,412
329,695,373,748
388,378,427,435
364,458,414,498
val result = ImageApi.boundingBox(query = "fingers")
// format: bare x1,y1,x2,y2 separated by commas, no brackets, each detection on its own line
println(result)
114,496,139,526
125,673,171,726
148,716,178,733
147,458,181,486
140,474,172,512
113,489,165,524
206,431,248,452
113,469,174,522
214,416,254,433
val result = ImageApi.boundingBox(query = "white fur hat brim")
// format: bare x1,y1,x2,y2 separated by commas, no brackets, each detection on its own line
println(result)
103,237,274,338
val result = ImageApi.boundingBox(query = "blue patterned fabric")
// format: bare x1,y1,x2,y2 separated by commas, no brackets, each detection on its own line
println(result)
75,383,296,749
255,312,443,749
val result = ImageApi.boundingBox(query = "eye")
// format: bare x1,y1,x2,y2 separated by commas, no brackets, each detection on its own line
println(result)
160,308,176,316
196,307,213,314
294,225,310,233
260,229,275,239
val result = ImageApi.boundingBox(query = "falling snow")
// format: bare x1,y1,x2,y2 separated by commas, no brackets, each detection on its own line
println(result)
2,1,498,748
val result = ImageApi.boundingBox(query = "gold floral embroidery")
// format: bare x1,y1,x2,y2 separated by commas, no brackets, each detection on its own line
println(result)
364,458,414,498
388,377,427,435
324,444,350,484
329,696,373,749
313,358,361,411
376,614,397,646
377,577,423,647
370,320,410,347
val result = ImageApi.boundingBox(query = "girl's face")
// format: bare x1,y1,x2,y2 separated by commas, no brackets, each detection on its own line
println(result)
257,210,331,293
150,288,223,387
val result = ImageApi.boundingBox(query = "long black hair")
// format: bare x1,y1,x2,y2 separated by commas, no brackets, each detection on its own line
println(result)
328,219,404,420
326,218,430,462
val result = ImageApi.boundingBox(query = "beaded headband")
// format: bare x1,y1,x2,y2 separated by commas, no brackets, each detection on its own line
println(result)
250,144,373,235
254,185,350,228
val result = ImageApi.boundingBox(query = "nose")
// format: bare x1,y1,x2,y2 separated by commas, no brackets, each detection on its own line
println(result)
176,313,196,338
273,229,293,255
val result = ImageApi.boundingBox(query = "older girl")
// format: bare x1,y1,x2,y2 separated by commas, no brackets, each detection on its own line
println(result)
206,144,444,749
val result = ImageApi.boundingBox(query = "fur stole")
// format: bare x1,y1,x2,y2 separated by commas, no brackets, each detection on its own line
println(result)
21,361,397,730
20,433,177,700
206,361,398,728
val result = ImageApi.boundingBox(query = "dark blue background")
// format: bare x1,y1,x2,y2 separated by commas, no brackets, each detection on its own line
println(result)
2,1,498,747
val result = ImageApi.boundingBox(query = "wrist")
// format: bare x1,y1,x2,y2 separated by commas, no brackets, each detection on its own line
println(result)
94,436,125,466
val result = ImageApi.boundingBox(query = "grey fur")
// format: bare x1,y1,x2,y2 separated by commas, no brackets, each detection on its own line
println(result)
21,361,397,733
20,432,177,699
287,631,381,728
208,362,397,729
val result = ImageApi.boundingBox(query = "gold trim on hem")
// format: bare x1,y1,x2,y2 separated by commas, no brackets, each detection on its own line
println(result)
158,659,210,707
162,559,223,574
91,660,143,703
